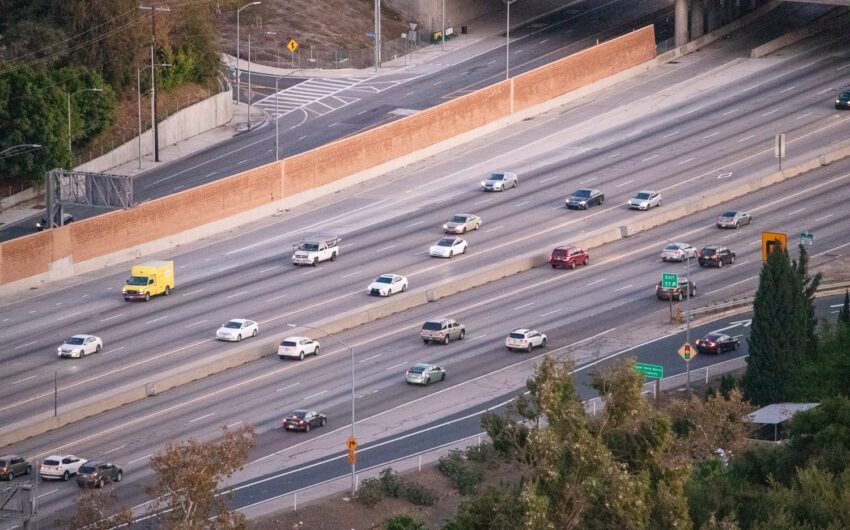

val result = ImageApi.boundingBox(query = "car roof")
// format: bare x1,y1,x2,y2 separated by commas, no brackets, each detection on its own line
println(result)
282,336,308,342
425,318,451,323
574,188,597,193
636,189,655,194
43,454,74,459
705,332,727,339
511,328,531,334
452,213,474,218
411,362,432,369
226,318,248,324
290,409,312,415
0,454,21,459
553,245,577,251
69,334,96,340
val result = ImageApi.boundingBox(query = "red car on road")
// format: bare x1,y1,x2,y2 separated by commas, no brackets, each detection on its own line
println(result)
550,246,589,269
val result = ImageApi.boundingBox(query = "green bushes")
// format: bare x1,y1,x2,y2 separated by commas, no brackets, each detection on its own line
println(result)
356,468,437,507
384,514,426,530
437,450,485,495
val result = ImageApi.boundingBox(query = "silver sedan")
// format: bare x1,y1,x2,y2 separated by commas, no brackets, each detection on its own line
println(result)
405,363,446,385
443,214,482,234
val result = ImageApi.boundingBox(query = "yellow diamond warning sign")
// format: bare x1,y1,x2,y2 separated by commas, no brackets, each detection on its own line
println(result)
678,342,696,362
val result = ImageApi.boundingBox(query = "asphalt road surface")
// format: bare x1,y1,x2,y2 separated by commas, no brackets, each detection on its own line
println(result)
0,0,835,241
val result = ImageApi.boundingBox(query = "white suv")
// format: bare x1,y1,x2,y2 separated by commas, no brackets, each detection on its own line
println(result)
40,454,87,481
278,337,320,361
505,329,547,352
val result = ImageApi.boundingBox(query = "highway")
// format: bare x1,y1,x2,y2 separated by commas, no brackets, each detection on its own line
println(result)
0,0,835,241
5,156,849,526
2,13,849,431
1,6,849,526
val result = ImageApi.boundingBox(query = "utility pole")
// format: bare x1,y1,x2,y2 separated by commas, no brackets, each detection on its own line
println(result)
685,253,692,395
275,76,279,160
139,4,171,162
237,2,262,105
374,0,381,71
441,0,445,51
248,33,253,130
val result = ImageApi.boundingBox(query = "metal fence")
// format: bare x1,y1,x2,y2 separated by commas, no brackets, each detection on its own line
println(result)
253,34,427,71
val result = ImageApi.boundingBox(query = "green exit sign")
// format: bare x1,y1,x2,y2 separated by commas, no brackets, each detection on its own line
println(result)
661,272,678,289
635,362,664,379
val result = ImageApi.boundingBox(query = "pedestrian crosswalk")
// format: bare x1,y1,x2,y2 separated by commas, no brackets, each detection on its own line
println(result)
255,77,371,118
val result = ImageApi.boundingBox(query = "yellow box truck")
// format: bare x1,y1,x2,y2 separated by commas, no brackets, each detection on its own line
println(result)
122,260,174,301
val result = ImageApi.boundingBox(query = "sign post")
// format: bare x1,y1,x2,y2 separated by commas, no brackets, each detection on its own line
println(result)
761,231,788,262
662,273,678,321
775,133,786,170
347,436,357,465
635,363,664,401
287,38,298,68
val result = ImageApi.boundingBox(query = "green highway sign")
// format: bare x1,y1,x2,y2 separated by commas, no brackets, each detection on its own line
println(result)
635,362,664,379
800,232,814,246
661,272,678,289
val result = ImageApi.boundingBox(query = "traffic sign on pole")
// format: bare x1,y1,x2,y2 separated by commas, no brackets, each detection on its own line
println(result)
287,38,299,52
635,362,664,379
800,232,814,247
661,272,678,289
761,231,787,262
347,436,357,464
677,342,696,362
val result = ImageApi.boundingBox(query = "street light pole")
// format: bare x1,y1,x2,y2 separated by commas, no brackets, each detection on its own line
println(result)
236,1,262,106
288,323,356,497
67,88,103,157
685,253,692,395
504,0,518,80
374,0,381,71
441,0,445,52
275,75,279,161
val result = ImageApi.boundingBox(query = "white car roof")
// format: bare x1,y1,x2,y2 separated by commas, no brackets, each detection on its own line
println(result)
282,336,309,342
511,328,531,334
69,334,96,341
225,318,249,324
44,454,76,460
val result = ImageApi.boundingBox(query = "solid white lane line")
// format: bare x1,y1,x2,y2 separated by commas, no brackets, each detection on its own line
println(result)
303,390,328,400
181,289,204,297
464,335,486,342
145,316,168,324
260,266,281,273
341,270,362,279
12,376,37,385
703,131,719,139
189,413,215,423
185,320,208,328
737,135,754,142
99,314,124,322
486,225,504,232
127,454,152,466
613,284,633,292
678,157,695,165
587,278,606,286
102,347,125,356
405,220,425,228
761,108,779,116
57,312,81,321
301,269,320,275
513,302,534,310
748,239,761,246
641,154,658,162
539,176,557,183
815,214,833,222
276,383,300,393
540,309,561,317
778,85,796,94
580,176,598,184
103,444,126,455
816,88,833,95
515,201,530,207
721,107,739,116
386,361,411,370
265,294,288,302
375,244,396,252
359,354,382,363
732,260,750,267
837,64,850,71
796,112,812,119
786,208,806,216
615,179,634,187
662,130,679,138
474,198,492,205
226,291,248,299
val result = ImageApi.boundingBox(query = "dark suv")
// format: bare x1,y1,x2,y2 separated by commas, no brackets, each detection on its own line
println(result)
656,279,696,301
698,246,735,268
0,455,31,481
76,460,123,488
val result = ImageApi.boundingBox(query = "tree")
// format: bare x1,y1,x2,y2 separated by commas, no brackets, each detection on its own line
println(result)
146,424,257,529
743,245,811,405
791,244,822,358
65,489,134,530
838,289,850,326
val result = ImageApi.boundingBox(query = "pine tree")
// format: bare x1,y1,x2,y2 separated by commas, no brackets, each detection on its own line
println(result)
838,289,850,327
743,245,810,405
792,244,822,358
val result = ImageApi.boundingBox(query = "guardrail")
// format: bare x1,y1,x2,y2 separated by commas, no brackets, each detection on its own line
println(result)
684,281,850,320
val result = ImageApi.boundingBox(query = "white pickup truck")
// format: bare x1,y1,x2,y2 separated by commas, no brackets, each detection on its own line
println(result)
291,235,341,266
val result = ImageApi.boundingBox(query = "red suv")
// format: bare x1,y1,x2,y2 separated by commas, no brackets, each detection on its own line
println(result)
550,246,589,269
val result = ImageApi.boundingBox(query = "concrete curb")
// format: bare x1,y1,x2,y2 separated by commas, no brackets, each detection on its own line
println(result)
5,141,850,449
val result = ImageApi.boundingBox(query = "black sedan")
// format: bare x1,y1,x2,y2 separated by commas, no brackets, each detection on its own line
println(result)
698,246,735,268
566,188,604,209
836,89,850,110
695,332,740,354
282,409,327,432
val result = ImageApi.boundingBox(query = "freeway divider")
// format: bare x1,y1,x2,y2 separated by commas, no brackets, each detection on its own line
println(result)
4,140,850,450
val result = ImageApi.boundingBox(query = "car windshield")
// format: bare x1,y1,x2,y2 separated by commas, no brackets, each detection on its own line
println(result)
281,341,297,347
721,211,737,218
436,239,454,247
705,333,724,340
450,215,467,223
65,337,85,345
299,243,319,251
43,459,60,466
489,173,505,181
127,275,148,286
573,189,591,198
79,464,97,473
376,276,393,284
840,91,850,98
509,332,526,339
422,322,442,331
224,322,242,329
552,249,569,257
635,192,651,200
290,411,307,419
664,244,680,251
701,248,717,255
409,366,426,373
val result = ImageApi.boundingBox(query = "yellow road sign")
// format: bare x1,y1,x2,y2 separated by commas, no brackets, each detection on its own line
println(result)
678,342,696,362
287,38,298,52
761,231,787,262
347,436,357,451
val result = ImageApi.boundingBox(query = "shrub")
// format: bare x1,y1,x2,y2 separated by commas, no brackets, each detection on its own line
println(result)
438,450,485,495
379,468,404,498
385,514,426,530
465,442,504,468
402,481,438,506
356,477,385,506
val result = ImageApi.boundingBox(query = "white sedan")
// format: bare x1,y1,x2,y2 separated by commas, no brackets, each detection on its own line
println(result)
58,335,102,358
216,319,259,342
278,336,320,361
660,243,697,262
429,237,468,258
40,455,87,481
367,274,408,296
